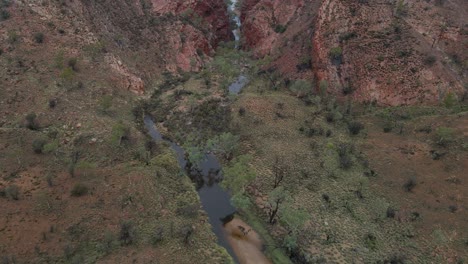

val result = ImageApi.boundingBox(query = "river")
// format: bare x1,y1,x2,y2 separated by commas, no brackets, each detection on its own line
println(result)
143,1,270,263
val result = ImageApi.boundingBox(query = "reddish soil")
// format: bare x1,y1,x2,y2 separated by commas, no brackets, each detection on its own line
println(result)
361,113,468,261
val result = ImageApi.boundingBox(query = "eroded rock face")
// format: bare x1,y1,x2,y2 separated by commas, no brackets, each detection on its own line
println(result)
150,0,232,44
72,0,232,74
241,0,305,57
242,0,467,106
106,55,145,95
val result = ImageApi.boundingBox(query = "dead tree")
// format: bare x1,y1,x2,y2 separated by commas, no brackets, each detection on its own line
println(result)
272,156,288,188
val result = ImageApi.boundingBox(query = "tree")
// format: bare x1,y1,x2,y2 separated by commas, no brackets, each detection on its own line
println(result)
25,113,38,130
206,132,240,160
119,221,136,246
289,80,312,98
266,186,291,224
183,143,205,170
222,155,256,194
231,193,252,210
435,127,454,146
280,206,309,233
111,121,130,146
99,95,113,114
272,156,288,188
34,32,44,43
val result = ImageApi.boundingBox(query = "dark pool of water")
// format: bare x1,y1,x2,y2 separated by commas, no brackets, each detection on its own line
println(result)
144,116,238,261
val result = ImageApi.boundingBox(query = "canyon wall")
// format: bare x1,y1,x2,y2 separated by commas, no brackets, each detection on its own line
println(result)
15,0,232,94
242,0,467,106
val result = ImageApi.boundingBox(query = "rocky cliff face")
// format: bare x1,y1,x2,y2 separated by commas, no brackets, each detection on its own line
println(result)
72,0,233,71
242,0,467,106
12,0,232,94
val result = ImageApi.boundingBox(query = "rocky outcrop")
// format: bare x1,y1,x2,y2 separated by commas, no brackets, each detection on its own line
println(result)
242,0,467,106
150,0,232,44
106,55,145,95
241,0,305,57
69,0,232,73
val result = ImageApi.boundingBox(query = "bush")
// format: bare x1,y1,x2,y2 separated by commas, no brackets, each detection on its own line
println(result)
71,183,88,197
42,141,59,154
238,107,246,116
68,58,78,71
443,92,458,108
329,47,343,61
6,185,20,200
119,221,136,246
325,112,334,123
151,227,164,246
0,9,10,21
386,207,396,218
60,67,75,81
111,122,130,146
435,127,454,146
338,143,353,169
348,121,364,135
32,138,47,154
7,30,18,43
49,98,57,108
25,113,38,130
403,176,417,192
364,233,377,250
274,24,287,33
99,95,113,113
289,80,312,97
383,121,393,133
33,32,44,43
423,55,436,66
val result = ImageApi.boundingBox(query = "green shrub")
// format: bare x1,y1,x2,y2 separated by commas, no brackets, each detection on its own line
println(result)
423,55,436,66
338,144,353,169
395,0,408,17
152,152,179,173
60,67,75,81
289,79,312,97
119,221,136,246
151,227,164,246
6,185,20,200
364,233,378,250
7,30,18,43
319,80,328,96
68,58,78,71
111,121,130,146
71,183,88,197
25,113,38,130
443,92,458,108
42,141,59,154
33,32,44,43
32,138,47,154
54,51,65,69
435,127,454,146
0,9,10,20
348,121,364,135
99,95,113,113
329,47,343,61
274,24,287,33
403,176,417,192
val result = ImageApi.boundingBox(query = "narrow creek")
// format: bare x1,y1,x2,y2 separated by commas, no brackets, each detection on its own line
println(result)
144,1,271,263
144,116,238,260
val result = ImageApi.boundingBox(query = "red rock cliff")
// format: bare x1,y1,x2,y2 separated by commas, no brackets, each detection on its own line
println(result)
69,0,232,73
241,0,467,106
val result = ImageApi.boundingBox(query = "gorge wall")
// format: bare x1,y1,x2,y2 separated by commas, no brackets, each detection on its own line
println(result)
241,0,467,106
11,0,232,94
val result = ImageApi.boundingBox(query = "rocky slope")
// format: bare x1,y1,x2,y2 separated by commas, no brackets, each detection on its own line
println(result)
241,0,467,106
0,1,234,263
9,0,232,95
